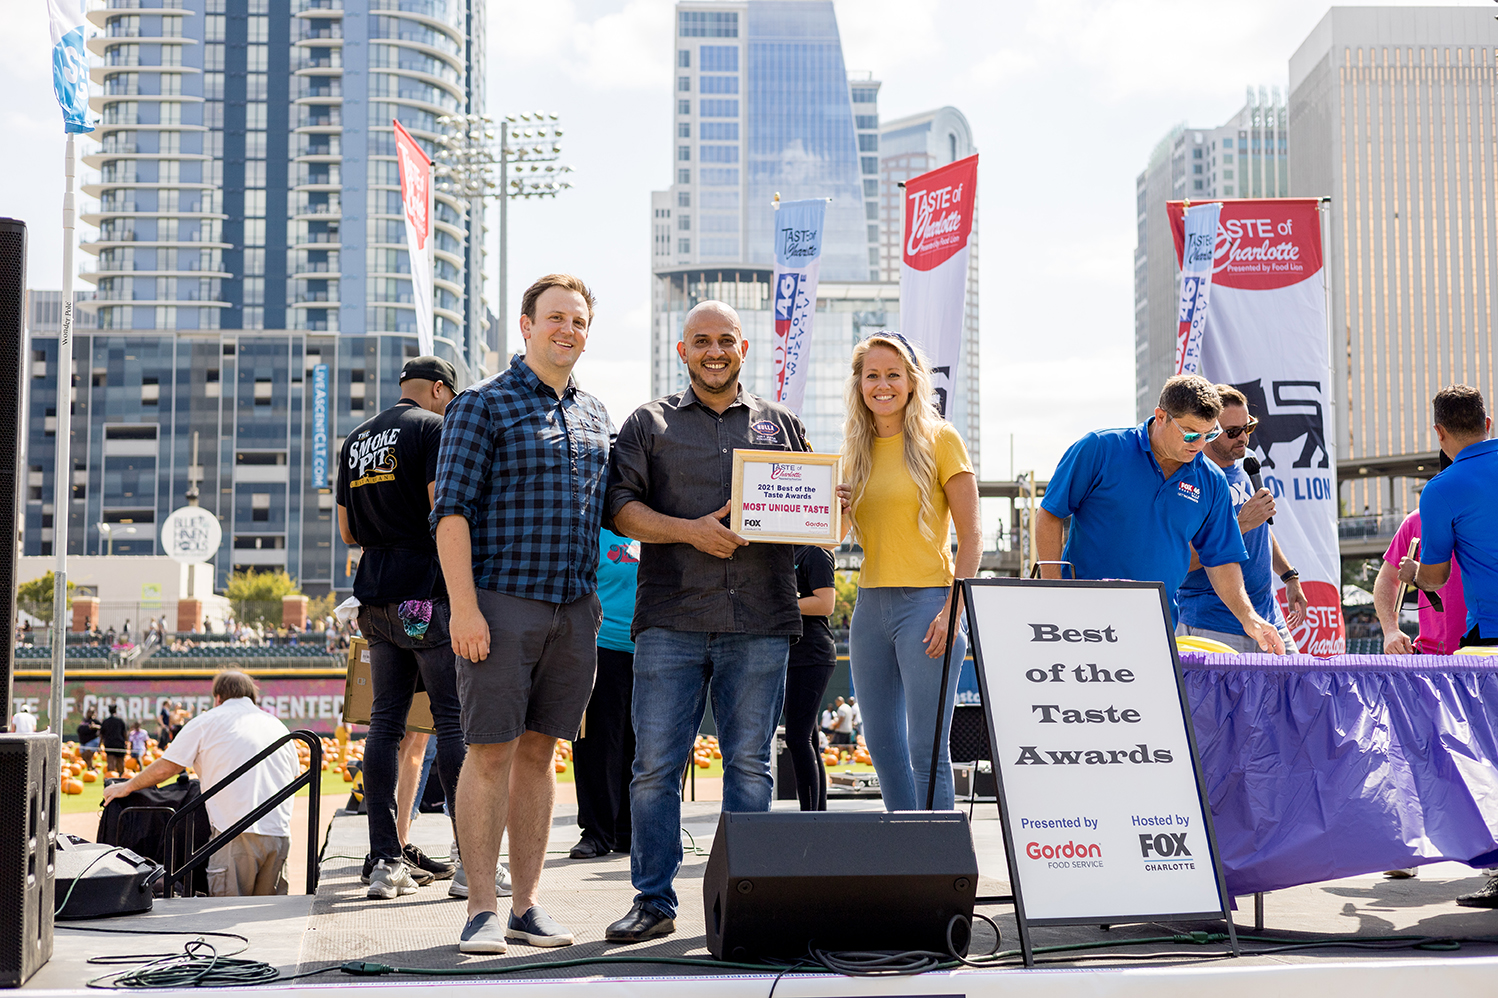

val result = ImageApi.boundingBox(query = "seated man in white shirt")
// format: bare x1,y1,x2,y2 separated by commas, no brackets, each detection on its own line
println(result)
11,703,37,733
102,670,299,896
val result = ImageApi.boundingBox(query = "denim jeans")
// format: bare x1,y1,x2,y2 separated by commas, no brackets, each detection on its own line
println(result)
629,628,789,918
360,602,466,862
849,587,965,812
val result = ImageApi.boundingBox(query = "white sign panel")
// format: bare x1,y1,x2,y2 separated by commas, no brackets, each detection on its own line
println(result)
161,505,222,565
967,581,1226,923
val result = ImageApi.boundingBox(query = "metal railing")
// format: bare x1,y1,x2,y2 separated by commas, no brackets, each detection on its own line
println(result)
1339,513,1404,540
159,729,322,897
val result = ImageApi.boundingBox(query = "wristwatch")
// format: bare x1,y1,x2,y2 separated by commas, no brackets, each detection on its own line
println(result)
1280,568,1300,583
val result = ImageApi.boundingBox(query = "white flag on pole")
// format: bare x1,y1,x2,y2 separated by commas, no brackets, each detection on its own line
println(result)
769,198,825,414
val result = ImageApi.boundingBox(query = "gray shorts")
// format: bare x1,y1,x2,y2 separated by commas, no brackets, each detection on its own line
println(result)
456,588,601,744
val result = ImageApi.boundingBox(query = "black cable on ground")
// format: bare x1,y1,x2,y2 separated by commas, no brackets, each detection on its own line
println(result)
55,927,343,989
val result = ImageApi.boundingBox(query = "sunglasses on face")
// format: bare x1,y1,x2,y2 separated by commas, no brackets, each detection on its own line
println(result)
1220,417,1259,439
1167,414,1222,444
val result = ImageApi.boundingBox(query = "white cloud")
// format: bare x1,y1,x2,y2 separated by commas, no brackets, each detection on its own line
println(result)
488,0,673,91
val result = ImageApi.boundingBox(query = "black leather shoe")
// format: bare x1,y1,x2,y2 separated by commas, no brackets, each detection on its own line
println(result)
569,837,610,860
605,902,675,943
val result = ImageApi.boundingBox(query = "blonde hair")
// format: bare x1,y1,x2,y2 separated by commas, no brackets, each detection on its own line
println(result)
841,334,943,542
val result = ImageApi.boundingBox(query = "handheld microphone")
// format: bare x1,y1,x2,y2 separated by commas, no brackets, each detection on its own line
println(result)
1242,455,1273,525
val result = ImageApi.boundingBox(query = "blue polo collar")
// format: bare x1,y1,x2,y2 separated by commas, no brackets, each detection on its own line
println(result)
1453,438,1498,463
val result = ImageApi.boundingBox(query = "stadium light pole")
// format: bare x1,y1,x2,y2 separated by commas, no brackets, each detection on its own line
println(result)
435,111,572,367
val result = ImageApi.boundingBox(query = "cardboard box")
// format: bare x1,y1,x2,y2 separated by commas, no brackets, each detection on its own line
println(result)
341,636,436,734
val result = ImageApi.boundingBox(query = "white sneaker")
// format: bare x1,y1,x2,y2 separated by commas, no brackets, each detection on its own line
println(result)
367,859,419,900
449,840,513,899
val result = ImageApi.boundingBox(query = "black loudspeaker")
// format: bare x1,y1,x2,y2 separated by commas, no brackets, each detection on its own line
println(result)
0,219,25,723
0,733,58,987
949,704,992,764
54,838,159,919
703,811,978,961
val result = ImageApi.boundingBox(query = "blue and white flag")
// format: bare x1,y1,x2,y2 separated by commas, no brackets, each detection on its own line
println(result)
1174,201,1221,375
770,198,825,414
47,0,93,134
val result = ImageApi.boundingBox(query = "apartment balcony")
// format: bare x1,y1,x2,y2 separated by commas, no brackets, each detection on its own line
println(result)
291,232,341,249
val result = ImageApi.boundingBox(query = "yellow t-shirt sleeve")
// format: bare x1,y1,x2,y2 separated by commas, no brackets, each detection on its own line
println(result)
935,423,974,486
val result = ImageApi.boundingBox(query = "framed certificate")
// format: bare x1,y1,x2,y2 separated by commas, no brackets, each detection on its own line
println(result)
730,450,842,545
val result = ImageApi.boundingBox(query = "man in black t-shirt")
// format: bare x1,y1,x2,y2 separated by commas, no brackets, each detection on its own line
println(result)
100,704,129,776
337,355,466,900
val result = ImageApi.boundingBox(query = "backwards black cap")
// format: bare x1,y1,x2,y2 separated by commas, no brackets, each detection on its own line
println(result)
400,356,458,389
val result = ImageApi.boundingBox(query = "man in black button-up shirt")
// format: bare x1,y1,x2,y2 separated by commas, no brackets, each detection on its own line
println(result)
601,300,808,943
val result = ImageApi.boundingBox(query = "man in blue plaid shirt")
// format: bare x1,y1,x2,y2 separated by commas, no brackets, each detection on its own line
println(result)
431,273,613,954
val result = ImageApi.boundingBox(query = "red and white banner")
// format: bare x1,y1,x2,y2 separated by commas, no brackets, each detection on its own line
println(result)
394,120,435,356
1169,198,1343,655
900,154,977,420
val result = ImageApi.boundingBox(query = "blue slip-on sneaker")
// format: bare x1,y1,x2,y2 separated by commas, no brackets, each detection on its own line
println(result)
505,905,575,947
458,910,507,954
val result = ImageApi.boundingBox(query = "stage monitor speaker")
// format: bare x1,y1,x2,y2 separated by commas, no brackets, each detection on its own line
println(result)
0,218,25,723
54,839,159,920
0,733,58,987
703,810,978,961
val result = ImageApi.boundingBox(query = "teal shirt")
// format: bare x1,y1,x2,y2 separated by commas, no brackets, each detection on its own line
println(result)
597,528,640,652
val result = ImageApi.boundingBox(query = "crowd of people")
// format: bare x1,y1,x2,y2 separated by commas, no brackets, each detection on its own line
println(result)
84,267,1498,939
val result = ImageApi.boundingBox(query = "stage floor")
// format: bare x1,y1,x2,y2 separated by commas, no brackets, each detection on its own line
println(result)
29,798,1498,996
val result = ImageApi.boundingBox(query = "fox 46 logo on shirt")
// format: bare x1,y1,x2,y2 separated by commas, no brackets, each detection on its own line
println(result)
1176,481,1201,503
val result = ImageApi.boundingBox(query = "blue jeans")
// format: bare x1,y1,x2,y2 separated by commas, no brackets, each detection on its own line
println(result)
629,628,789,918
849,587,965,811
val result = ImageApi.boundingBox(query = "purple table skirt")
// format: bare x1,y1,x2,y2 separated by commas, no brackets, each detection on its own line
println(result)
1182,651,1498,895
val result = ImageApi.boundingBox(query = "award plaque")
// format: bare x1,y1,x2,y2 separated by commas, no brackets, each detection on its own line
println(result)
730,450,842,545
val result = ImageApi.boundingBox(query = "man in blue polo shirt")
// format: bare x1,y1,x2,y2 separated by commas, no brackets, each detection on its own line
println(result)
1036,375,1285,654
1176,385,1306,652
1400,384,1498,649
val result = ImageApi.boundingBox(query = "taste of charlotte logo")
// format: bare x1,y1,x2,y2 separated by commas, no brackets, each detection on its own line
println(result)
769,464,802,481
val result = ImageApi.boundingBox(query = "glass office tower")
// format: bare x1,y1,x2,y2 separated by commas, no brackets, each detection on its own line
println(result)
25,0,489,596
650,0,887,455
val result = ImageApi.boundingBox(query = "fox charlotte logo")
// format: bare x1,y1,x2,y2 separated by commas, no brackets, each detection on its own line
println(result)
1139,831,1195,870
1176,481,1200,503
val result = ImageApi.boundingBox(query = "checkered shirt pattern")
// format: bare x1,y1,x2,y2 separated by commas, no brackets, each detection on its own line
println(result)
431,355,613,604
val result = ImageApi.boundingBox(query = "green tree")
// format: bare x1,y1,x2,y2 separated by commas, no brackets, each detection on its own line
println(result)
833,570,858,628
226,569,300,628
17,572,74,623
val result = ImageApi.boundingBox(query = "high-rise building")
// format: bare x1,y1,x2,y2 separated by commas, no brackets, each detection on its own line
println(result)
650,2,979,466
24,0,489,595
879,107,980,470
1289,6,1498,518
1133,89,1290,420
650,0,885,454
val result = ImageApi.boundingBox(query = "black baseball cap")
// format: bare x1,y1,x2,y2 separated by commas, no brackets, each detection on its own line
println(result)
400,356,458,389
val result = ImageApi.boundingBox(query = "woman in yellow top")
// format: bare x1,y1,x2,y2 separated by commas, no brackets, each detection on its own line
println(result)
836,333,981,811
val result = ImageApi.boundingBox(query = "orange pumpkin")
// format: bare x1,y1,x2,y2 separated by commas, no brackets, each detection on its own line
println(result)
63,779,84,795
554,761,567,773
80,770,98,783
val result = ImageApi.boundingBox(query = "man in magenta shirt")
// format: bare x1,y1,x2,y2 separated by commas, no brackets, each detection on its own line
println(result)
1374,510,1466,655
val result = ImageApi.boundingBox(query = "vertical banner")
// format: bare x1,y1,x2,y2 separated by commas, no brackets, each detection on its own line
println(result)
900,154,977,418
1169,199,1343,655
770,198,825,413
46,0,93,134
1173,201,1222,375
311,363,330,489
393,120,435,356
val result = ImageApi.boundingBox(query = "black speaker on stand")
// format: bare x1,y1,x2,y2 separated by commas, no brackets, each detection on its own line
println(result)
0,217,25,725
0,733,58,987
703,810,978,961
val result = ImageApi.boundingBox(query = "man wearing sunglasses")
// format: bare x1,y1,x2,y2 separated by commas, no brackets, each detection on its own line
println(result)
1176,385,1305,653
1037,375,1286,654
